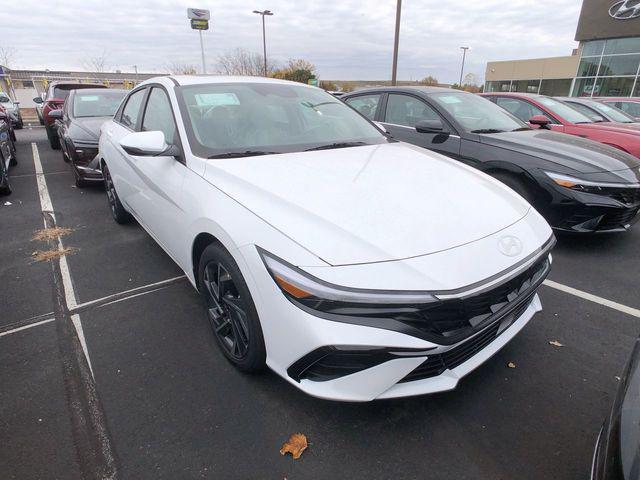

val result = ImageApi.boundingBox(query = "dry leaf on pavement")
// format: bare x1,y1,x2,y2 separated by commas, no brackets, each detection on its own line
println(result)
280,433,308,459
548,340,564,347
507,362,516,369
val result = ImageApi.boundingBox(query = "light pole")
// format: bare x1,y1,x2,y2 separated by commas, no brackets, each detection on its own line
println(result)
459,46,469,88
253,10,274,77
391,0,402,86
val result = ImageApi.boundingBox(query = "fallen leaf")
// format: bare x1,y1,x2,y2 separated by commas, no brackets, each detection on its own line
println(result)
32,227,74,242
548,340,564,347
32,247,77,262
507,362,516,369
280,433,308,459
4,201,12,206
615,376,621,381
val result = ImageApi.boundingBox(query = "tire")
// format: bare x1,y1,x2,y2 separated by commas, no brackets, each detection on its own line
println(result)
492,172,535,204
0,155,11,196
38,115,44,126
198,242,266,373
46,125,60,149
9,140,17,166
102,162,132,224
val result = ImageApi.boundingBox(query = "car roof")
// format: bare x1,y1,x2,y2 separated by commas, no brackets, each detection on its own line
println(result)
596,97,640,102
139,75,318,90
481,92,542,98
346,86,461,96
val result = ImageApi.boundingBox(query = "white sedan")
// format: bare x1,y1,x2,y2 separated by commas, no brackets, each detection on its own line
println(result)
99,76,554,401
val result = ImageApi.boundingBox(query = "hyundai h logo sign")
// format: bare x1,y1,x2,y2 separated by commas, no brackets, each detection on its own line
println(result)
609,0,640,19
498,236,523,257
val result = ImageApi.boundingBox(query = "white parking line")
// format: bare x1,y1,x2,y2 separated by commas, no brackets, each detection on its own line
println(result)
0,318,55,338
543,279,640,318
73,275,187,311
32,142,87,359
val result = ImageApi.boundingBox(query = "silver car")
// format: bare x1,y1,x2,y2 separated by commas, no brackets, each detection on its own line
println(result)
0,92,23,129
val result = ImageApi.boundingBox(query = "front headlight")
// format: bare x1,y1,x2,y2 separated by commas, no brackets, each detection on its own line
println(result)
544,171,640,191
258,249,438,315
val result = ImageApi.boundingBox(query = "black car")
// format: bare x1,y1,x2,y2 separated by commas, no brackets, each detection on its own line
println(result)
50,88,127,187
591,336,640,480
0,109,17,195
342,87,640,232
556,97,640,126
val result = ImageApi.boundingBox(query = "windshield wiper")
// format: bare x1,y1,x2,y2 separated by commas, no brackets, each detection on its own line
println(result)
305,141,368,151
470,129,505,134
207,150,278,159
511,127,531,132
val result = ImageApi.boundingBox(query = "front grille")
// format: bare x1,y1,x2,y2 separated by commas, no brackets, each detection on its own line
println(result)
600,187,640,206
395,255,549,344
400,296,533,383
598,207,640,230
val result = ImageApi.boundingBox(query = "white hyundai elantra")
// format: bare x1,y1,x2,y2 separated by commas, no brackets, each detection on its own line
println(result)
99,76,554,401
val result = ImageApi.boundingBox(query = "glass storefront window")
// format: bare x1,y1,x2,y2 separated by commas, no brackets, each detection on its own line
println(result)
539,79,572,96
603,37,640,55
581,40,605,57
598,55,640,77
577,58,599,77
596,76,635,97
512,79,541,93
485,81,511,93
572,77,598,97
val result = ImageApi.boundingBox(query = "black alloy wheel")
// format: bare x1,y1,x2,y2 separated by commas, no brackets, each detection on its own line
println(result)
102,163,131,224
198,243,266,372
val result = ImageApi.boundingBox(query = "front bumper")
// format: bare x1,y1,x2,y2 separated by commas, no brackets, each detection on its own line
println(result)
539,179,640,232
71,147,103,181
238,210,552,401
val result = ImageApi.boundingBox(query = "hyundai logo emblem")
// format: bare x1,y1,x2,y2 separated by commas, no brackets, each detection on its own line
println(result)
609,0,640,19
498,236,523,257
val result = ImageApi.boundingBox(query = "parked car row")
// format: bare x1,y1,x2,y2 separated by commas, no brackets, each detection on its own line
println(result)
343,88,640,233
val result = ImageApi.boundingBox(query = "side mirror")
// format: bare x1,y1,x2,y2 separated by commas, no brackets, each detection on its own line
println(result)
48,109,63,120
415,119,445,134
529,115,551,128
33,97,43,104
119,131,179,157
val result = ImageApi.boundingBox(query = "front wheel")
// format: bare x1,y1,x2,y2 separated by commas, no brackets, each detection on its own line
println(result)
102,162,132,224
492,172,535,204
198,243,266,372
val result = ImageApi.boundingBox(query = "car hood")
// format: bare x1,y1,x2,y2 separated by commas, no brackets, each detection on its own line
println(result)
203,143,531,266
71,117,111,142
479,130,640,173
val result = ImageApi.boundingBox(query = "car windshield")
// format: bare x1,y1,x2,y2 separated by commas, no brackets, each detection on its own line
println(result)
589,101,636,123
429,92,526,133
537,97,593,124
73,90,126,118
178,82,388,157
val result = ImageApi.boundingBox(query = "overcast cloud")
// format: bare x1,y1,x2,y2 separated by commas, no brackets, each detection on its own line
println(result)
1,1,581,83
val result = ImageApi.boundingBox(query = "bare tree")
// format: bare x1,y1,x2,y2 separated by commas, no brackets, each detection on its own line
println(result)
165,61,198,75
216,48,277,76
82,49,109,72
0,46,16,68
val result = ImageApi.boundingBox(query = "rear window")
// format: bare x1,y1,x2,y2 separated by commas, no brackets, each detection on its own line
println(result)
52,84,105,100
73,90,127,118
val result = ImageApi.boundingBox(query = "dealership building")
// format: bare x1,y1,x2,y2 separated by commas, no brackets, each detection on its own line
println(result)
485,0,640,97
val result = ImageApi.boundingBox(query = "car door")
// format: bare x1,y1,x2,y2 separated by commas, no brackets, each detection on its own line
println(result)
131,86,188,260
58,95,73,159
104,87,148,211
380,93,461,158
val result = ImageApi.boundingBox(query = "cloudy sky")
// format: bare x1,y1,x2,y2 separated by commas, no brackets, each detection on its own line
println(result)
1,0,582,83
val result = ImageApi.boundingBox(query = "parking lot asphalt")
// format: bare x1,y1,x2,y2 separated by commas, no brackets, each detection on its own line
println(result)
1,127,639,480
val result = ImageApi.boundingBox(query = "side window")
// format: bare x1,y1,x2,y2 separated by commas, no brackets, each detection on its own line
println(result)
496,97,546,123
345,94,381,120
568,103,605,122
385,94,440,127
619,101,640,117
141,88,178,145
120,89,146,130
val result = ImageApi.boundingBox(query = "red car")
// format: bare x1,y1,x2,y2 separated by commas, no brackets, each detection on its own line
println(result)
481,93,640,158
33,81,106,149
594,97,640,121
